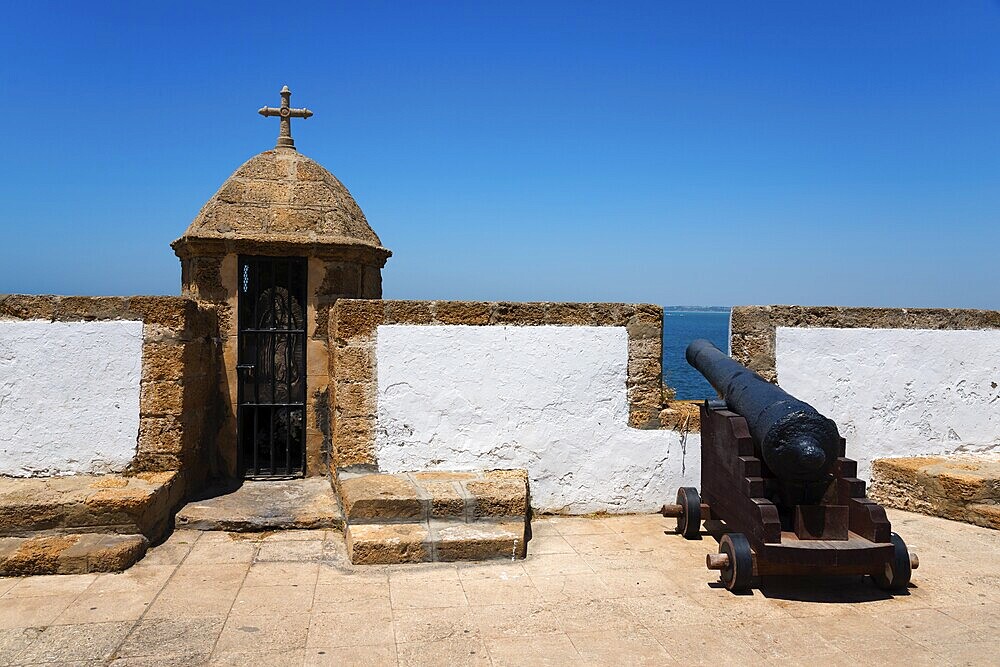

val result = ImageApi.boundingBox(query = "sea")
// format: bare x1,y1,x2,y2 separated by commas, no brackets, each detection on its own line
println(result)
662,309,730,400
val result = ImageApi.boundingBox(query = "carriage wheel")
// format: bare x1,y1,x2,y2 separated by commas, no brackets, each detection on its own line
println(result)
675,487,702,539
719,533,753,593
871,532,912,591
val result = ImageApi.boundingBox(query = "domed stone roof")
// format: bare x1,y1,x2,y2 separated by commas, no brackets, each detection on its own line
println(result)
172,148,390,263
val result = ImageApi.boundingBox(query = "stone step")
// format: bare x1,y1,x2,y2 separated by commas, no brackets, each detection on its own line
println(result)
175,477,344,532
337,469,530,564
0,532,148,576
346,519,528,565
870,455,1000,529
338,470,528,524
0,472,182,542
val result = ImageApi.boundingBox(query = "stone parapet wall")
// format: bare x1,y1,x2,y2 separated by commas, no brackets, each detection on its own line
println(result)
0,295,221,485
329,300,664,470
731,305,1000,382
179,253,382,478
732,304,1000,481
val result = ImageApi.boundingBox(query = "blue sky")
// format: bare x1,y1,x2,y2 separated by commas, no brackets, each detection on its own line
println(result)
1,1,998,308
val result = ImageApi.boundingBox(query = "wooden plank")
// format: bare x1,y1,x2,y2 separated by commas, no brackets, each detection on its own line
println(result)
833,457,857,478
742,477,765,497
759,530,893,570
738,456,761,478
848,498,891,544
794,505,849,540
837,477,867,501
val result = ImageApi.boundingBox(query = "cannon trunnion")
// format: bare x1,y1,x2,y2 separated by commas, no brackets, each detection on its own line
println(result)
662,340,917,594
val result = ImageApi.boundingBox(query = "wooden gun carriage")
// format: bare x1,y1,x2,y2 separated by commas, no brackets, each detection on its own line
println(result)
661,340,918,593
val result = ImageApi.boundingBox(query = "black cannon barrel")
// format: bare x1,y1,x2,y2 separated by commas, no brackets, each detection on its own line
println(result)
686,339,840,482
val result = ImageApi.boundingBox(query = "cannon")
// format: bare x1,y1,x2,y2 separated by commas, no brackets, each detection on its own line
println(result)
661,340,917,594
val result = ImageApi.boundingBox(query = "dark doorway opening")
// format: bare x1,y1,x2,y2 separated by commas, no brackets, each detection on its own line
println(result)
237,256,308,478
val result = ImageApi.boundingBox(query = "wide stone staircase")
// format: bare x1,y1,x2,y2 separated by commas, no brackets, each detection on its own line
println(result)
338,469,530,564
0,467,531,574
0,472,182,575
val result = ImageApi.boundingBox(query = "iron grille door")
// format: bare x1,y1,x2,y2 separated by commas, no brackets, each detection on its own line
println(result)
237,256,308,478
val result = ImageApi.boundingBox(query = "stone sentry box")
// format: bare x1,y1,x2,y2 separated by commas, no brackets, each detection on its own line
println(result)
172,147,391,478
0,295,219,487
329,300,665,471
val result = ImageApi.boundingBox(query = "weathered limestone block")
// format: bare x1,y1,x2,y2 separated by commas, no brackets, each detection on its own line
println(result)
175,478,342,532
629,337,661,360
628,407,661,430
0,473,180,541
333,345,373,382
591,303,634,326
627,382,661,406
384,301,434,325
434,301,492,325
63,533,149,573
466,476,528,519
627,357,661,387
290,181,340,207
126,296,194,329
332,300,384,343
631,303,662,323
434,520,527,561
129,452,183,474
0,533,147,576
414,471,480,481
233,153,290,180
270,206,323,234
659,401,701,432
492,302,547,325
970,503,1000,529
316,262,363,300
626,320,660,341
140,380,185,417
361,266,382,299
419,481,465,519
0,535,77,575
346,523,430,565
53,296,128,321
333,416,375,468
292,159,327,182
869,455,1000,529
137,417,184,456
336,381,375,419
235,179,291,205
340,474,424,523
0,295,58,320
544,303,593,325
337,469,531,565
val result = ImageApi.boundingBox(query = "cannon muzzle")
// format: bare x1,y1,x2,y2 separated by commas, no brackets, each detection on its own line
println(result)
686,339,840,484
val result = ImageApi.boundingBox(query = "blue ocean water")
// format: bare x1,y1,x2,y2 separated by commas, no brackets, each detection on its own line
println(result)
662,310,730,400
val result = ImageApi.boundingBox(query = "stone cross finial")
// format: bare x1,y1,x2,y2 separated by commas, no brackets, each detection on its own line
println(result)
258,85,313,150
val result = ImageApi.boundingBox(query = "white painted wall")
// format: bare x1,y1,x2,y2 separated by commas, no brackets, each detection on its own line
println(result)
374,325,698,513
0,320,143,476
776,327,1000,479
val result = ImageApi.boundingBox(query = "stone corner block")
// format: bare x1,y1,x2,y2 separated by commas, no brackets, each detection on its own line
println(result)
346,522,430,565
464,475,528,519
340,473,425,523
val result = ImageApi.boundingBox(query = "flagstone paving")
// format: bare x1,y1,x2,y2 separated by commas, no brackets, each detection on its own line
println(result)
0,509,997,666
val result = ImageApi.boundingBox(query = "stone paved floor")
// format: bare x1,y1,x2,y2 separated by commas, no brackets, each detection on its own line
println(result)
0,509,997,666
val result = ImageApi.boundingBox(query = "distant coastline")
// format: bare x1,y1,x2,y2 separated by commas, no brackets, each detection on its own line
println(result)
663,306,731,313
